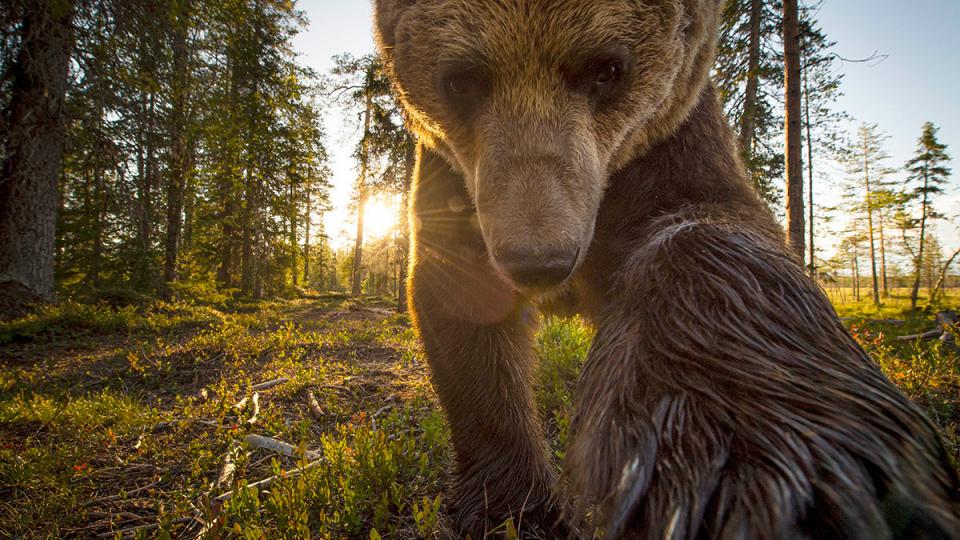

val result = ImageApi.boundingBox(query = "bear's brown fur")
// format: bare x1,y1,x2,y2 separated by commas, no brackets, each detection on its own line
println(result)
374,0,960,537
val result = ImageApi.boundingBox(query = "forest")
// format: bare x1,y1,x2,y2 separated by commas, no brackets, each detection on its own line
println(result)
0,0,957,538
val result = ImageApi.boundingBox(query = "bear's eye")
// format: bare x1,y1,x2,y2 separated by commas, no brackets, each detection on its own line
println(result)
565,48,632,109
439,65,491,116
445,73,476,96
593,59,622,86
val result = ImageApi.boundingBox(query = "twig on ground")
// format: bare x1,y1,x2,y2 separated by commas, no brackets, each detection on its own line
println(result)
87,480,162,506
252,377,289,391
895,311,959,342
372,404,393,419
215,441,243,489
213,460,324,502
244,434,319,460
895,329,943,342
306,390,324,418
246,393,260,425
95,516,194,538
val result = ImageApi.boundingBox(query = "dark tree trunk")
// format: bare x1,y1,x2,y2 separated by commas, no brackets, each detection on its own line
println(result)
0,0,75,307
803,63,815,275
863,141,880,306
878,209,889,298
738,0,762,160
289,180,298,287
163,1,190,299
911,164,930,310
351,93,373,297
303,184,311,285
397,139,416,313
783,0,805,264
218,195,238,288
241,173,256,296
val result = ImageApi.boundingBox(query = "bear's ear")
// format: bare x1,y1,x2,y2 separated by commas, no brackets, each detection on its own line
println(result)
373,0,417,50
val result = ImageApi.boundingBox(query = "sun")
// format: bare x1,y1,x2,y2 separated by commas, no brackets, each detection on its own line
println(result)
363,194,398,241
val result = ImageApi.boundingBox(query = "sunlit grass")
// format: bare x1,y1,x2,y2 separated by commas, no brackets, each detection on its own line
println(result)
1,293,958,537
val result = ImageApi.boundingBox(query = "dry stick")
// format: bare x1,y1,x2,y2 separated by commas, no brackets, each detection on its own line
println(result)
372,404,393,419
306,390,324,418
895,329,943,342
96,516,194,539
246,393,260,425
244,434,320,460
213,460,324,502
88,480,162,505
251,377,289,391
233,395,249,410
215,442,243,489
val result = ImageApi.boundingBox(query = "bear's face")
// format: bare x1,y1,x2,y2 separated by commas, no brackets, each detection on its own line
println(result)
376,0,720,291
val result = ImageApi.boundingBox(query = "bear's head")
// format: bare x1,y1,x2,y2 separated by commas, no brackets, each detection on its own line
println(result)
375,0,722,291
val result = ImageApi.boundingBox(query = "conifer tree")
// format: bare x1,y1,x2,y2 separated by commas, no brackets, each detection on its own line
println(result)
905,122,952,309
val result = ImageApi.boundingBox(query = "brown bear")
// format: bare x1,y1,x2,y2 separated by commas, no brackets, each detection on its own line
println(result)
373,0,960,537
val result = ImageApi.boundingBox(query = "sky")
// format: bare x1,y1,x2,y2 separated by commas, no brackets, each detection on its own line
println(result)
292,0,960,261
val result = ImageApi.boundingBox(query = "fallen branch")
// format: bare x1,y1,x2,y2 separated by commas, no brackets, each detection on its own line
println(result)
895,311,959,342
896,329,942,342
841,317,905,325
215,442,243,489
87,480,162,506
306,390,324,418
213,460,324,502
372,404,393,418
252,377,289,391
244,434,320,460
245,393,260,425
95,517,194,539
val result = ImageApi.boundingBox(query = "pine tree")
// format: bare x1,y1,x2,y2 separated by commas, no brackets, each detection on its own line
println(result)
799,2,846,274
0,0,76,309
904,122,952,309
715,0,784,204
841,123,894,306
783,0,804,263
331,54,402,298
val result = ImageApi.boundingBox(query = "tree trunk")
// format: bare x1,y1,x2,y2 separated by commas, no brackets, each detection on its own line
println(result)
783,0,805,264
863,140,880,306
0,0,75,307
878,208,888,298
303,184,311,285
803,62,815,275
738,0,762,160
853,246,861,302
288,179,298,287
351,92,373,297
163,0,190,299
911,163,930,310
397,139,415,312
240,169,256,297
930,247,960,304
135,87,158,289
351,196,366,296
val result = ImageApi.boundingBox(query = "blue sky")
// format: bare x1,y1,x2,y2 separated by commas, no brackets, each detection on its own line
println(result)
293,0,960,259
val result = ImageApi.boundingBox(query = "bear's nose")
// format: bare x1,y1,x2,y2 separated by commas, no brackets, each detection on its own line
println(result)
494,246,579,288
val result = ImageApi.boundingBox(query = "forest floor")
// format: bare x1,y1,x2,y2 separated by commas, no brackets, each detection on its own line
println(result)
0,293,957,539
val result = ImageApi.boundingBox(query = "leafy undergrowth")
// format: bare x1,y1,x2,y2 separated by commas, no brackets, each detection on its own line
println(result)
0,297,457,539
1,293,958,538
837,294,960,466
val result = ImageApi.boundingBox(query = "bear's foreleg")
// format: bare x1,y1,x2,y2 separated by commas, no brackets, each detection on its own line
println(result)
565,214,960,539
409,149,562,535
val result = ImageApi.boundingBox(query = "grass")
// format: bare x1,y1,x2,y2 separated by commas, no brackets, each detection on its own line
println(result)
0,290,958,538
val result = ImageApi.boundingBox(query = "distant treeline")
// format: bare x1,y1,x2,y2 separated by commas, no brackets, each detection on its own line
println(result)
0,0,952,315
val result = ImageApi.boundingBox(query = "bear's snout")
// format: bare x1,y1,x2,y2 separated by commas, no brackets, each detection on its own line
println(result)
492,244,580,289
